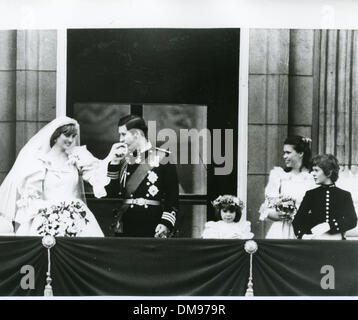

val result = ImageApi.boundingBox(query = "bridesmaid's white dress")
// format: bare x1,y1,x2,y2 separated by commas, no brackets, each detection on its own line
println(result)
259,167,316,239
202,220,254,239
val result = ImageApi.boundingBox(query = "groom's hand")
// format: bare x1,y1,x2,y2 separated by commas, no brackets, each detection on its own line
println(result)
107,143,128,164
154,224,169,238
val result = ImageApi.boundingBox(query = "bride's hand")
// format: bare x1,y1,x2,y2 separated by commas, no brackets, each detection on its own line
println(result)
78,163,96,173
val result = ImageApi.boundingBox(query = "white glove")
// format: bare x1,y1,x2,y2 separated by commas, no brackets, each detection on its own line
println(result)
311,222,330,236
154,224,169,238
302,234,315,240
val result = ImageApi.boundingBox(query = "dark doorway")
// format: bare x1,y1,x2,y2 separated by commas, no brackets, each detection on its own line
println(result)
67,29,240,237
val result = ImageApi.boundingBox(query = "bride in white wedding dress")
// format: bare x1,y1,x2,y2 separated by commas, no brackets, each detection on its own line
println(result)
0,116,108,237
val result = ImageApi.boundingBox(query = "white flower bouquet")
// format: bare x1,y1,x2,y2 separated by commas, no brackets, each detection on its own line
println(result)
266,195,297,222
36,201,89,237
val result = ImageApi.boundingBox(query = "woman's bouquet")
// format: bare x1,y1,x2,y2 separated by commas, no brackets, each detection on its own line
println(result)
267,195,297,222
36,201,89,237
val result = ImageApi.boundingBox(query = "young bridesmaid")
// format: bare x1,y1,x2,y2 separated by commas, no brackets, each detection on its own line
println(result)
202,195,254,239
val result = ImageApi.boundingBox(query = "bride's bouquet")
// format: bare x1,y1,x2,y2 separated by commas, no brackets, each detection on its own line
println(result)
266,195,297,222
36,201,89,237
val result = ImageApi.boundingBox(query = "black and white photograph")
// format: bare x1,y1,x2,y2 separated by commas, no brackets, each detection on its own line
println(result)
0,0,358,303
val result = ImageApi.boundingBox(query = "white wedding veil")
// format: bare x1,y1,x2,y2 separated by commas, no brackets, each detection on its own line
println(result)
0,116,83,233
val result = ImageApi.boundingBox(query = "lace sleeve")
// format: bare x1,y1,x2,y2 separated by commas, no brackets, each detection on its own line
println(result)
259,167,283,220
69,146,110,198
81,160,111,198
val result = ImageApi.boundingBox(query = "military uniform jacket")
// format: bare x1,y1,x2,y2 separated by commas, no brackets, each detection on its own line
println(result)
292,185,357,239
106,147,179,235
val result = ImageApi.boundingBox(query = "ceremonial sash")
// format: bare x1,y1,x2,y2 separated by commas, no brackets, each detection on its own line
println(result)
112,150,167,234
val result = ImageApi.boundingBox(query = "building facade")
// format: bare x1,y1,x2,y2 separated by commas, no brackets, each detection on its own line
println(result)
0,29,357,238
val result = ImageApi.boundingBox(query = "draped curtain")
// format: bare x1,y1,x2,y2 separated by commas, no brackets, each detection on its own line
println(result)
1,237,357,296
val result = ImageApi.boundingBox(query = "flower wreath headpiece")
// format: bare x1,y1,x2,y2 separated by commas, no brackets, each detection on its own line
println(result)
212,194,245,211
301,136,312,144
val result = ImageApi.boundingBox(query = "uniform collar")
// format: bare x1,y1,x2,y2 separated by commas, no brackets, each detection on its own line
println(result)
320,183,335,189
141,141,152,154
129,141,152,157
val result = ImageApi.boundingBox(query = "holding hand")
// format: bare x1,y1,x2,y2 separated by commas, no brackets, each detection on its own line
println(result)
107,143,128,164
302,234,315,240
268,209,288,221
154,224,169,238
311,222,330,235
268,210,294,222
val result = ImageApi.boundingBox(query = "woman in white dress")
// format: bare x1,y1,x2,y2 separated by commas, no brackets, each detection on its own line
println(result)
259,136,316,239
0,116,108,237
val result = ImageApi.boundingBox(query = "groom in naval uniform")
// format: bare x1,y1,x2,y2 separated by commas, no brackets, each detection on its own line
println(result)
105,115,179,238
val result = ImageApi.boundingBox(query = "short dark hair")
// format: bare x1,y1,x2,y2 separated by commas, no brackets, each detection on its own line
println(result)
312,154,340,182
50,124,78,148
212,195,243,222
118,115,148,138
284,135,312,171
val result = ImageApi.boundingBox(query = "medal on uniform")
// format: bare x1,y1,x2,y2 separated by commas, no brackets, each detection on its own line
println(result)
148,185,159,197
147,171,158,184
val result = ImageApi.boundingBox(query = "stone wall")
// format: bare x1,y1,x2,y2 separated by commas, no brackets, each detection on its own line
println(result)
0,30,57,184
247,29,316,238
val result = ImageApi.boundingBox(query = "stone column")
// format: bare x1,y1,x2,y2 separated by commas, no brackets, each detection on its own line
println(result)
15,30,57,154
315,30,358,168
247,29,290,238
288,30,315,139
0,30,57,184
0,31,17,184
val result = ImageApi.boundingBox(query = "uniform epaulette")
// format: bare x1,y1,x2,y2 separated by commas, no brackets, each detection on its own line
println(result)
155,147,171,155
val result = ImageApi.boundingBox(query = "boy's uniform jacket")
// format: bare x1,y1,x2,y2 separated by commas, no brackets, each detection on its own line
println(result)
292,185,358,239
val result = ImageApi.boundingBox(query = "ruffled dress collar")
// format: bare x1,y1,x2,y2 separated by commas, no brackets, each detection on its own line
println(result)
274,166,313,182
37,153,74,173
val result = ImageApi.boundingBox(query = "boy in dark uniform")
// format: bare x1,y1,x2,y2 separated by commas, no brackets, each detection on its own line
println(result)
106,115,179,238
292,154,357,240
